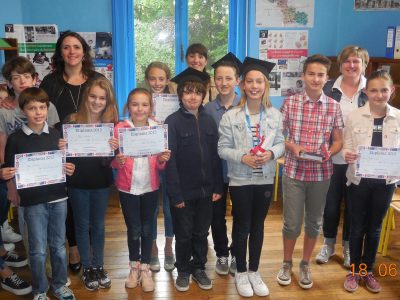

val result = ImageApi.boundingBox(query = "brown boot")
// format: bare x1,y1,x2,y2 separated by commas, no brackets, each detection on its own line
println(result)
140,263,155,292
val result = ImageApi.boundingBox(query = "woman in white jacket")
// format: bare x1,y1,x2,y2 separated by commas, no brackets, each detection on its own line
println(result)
218,57,285,298
342,70,399,294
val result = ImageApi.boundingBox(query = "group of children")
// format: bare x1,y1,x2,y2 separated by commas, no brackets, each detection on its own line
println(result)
0,39,398,300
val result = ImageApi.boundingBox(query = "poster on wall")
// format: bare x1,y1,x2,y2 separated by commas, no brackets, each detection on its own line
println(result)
78,32,113,83
5,24,58,84
256,0,314,28
259,30,308,97
354,0,400,10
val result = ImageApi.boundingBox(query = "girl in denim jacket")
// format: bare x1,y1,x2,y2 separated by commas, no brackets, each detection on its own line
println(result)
218,57,285,297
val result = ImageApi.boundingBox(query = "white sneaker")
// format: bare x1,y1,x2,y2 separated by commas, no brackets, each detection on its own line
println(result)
315,244,335,264
235,272,253,297
1,221,22,243
3,243,15,252
343,245,350,268
248,271,269,296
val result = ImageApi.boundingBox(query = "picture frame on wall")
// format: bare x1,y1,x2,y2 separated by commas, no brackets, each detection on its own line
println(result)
354,0,400,10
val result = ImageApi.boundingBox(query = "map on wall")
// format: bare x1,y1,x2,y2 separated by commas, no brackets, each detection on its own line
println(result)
256,0,314,28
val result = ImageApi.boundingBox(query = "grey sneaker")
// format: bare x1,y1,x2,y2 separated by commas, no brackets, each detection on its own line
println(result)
298,263,313,289
164,255,175,272
192,269,212,290
276,261,292,286
315,244,335,264
343,246,351,268
175,273,190,292
149,256,160,272
215,256,229,275
229,256,237,275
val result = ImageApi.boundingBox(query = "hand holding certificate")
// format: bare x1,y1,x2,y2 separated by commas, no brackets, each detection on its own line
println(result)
63,123,114,157
119,125,168,157
15,150,66,189
355,146,400,179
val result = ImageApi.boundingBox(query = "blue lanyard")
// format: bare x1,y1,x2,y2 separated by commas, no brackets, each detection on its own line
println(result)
244,103,263,147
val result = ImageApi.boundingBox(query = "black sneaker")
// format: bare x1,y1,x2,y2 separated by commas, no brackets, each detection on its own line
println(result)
2,251,28,267
93,266,111,289
81,267,99,291
175,273,190,292
192,269,212,290
0,273,32,296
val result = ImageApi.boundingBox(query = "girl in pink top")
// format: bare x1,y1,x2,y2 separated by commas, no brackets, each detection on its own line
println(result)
111,88,170,292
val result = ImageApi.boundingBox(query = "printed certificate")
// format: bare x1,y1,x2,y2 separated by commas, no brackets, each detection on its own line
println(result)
119,125,168,157
355,146,400,179
153,94,179,123
15,150,66,189
63,123,114,157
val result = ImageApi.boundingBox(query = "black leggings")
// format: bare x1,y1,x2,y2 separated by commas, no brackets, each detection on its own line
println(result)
230,184,273,273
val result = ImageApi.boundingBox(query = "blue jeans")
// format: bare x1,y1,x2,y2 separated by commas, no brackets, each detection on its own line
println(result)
68,187,110,268
0,182,9,225
119,190,158,264
0,224,5,270
322,164,350,244
348,179,395,272
152,171,174,240
24,200,68,294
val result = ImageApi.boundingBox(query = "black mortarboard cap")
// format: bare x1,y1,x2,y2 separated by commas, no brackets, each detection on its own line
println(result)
211,52,243,71
240,57,276,77
170,67,210,86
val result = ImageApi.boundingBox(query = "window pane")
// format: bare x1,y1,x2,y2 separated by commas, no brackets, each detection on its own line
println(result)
188,0,229,71
134,0,175,87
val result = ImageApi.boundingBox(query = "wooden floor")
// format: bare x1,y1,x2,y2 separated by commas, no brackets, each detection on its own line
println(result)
2,188,400,300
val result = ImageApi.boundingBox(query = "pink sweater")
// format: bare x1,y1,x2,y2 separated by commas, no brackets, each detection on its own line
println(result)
111,120,166,193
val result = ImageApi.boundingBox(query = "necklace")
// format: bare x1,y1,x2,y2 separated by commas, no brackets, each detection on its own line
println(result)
67,84,82,112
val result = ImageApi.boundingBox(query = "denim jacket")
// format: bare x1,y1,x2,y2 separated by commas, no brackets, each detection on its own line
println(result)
218,105,285,183
343,104,400,185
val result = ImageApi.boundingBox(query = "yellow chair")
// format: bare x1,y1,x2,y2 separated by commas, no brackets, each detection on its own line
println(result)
7,205,13,223
378,188,400,256
273,157,285,202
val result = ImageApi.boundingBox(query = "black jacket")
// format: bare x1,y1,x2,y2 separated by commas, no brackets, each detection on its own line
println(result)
323,79,367,108
165,106,223,206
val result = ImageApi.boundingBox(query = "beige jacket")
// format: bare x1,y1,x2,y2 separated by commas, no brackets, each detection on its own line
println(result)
343,103,400,185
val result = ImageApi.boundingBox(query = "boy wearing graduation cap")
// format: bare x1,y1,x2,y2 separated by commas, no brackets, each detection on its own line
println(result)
165,67,223,292
218,57,285,297
204,52,241,276
277,54,343,289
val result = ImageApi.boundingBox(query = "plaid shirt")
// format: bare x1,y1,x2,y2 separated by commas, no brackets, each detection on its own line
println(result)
281,91,344,182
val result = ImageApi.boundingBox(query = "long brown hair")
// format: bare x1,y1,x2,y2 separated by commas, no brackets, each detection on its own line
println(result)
51,31,95,80
68,77,118,124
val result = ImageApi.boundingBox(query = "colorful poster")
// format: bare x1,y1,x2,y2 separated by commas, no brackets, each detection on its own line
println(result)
256,0,314,28
259,30,308,97
78,32,113,83
5,24,58,84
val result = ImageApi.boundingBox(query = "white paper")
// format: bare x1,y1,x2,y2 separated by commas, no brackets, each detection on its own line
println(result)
119,125,168,157
153,94,179,123
15,150,66,189
63,123,114,157
355,146,400,179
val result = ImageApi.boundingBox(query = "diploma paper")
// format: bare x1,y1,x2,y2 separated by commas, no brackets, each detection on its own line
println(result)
119,125,168,157
356,146,400,179
153,94,179,123
15,150,66,189
63,123,114,157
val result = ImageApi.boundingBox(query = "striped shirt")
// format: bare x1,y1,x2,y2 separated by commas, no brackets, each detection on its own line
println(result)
280,91,344,182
